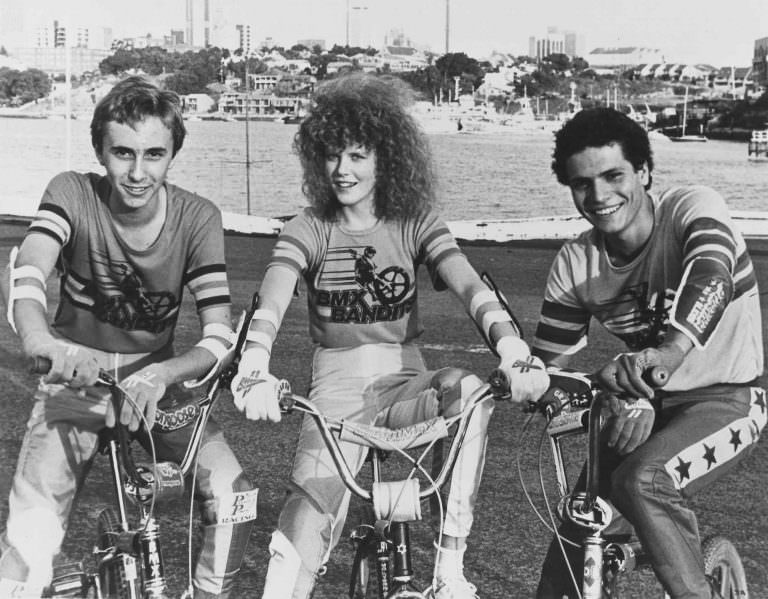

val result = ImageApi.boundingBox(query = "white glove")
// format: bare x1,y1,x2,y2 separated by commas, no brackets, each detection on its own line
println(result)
121,363,168,431
230,348,283,422
496,336,550,404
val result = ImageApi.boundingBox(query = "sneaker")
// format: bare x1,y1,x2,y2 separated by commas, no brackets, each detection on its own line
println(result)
434,576,479,599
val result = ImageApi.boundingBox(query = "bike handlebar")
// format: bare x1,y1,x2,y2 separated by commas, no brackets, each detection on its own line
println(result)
531,365,669,516
277,371,511,503
29,355,222,480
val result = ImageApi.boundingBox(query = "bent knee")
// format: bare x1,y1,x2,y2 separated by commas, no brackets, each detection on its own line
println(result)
611,462,675,507
432,368,484,411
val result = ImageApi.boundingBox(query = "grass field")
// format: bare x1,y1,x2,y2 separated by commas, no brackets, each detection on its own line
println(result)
0,224,766,598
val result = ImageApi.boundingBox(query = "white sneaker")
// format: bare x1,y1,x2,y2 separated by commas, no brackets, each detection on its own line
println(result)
434,576,479,599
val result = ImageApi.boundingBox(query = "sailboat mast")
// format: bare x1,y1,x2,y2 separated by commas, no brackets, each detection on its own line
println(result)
682,86,688,137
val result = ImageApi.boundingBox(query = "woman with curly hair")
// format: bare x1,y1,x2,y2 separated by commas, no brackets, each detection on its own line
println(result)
230,71,548,599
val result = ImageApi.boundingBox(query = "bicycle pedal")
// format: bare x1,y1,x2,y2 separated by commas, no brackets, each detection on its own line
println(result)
46,561,90,597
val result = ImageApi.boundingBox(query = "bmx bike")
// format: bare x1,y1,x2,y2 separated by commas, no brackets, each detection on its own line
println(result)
277,369,511,599
519,367,749,599
35,294,261,599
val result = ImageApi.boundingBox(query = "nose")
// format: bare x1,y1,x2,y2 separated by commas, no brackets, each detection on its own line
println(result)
128,158,145,181
588,178,611,202
335,154,352,175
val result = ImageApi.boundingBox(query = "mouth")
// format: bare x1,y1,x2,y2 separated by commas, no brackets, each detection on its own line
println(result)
123,184,152,196
333,180,356,190
590,203,623,217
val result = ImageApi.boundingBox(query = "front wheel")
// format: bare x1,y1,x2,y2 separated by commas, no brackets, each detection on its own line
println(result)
96,508,141,599
702,535,748,599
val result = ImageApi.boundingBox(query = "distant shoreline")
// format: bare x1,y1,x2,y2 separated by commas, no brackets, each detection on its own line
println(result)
3,213,767,255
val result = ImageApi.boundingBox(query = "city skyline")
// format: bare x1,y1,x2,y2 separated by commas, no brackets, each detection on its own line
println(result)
0,0,764,67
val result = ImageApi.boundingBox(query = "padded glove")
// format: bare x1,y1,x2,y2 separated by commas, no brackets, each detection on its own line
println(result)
230,348,283,422
496,336,550,404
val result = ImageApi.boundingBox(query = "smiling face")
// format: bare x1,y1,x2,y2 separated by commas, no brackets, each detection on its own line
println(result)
565,142,654,259
324,143,377,221
96,116,175,214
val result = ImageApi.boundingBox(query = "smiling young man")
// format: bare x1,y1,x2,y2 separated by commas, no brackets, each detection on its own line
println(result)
0,76,255,598
531,108,765,599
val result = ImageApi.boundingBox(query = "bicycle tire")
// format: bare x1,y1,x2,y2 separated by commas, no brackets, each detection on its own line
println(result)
96,508,141,599
702,535,749,599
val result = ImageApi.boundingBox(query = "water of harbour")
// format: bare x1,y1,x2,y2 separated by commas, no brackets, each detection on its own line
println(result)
0,117,765,221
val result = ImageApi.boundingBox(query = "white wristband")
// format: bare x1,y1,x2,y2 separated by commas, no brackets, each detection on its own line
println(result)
239,347,270,374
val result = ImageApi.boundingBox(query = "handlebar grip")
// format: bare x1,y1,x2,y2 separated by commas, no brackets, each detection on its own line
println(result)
488,368,511,397
645,366,669,388
277,380,295,412
30,356,52,375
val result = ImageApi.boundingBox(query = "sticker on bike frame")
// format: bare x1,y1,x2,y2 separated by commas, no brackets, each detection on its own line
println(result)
217,488,259,524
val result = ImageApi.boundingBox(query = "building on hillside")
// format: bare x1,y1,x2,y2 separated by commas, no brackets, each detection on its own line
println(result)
348,2,374,48
529,27,584,60
11,46,110,76
377,45,428,72
588,47,663,69
754,37,768,88
712,66,754,97
181,93,215,114
297,39,326,52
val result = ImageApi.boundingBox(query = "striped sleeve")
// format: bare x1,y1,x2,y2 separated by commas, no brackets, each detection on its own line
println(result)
533,300,590,357
185,263,230,311
27,201,72,246
269,232,311,275
532,248,590,358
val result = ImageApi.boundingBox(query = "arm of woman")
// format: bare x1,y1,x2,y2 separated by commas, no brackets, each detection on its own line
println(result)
436,254,549,402
230,265,299,422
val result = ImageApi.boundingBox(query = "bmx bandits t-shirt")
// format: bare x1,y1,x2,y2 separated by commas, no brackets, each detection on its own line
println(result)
268,208,464,348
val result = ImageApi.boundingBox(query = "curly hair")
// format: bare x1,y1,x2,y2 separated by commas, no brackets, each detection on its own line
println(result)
294,71,436,221
552,107,654,190
91,75,186,157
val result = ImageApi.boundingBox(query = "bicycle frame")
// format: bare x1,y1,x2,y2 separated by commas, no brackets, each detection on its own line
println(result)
41,293,261,599
278,372,510,599
527,368,748,599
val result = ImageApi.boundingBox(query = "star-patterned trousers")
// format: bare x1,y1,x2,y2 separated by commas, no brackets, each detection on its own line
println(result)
536,383,767,599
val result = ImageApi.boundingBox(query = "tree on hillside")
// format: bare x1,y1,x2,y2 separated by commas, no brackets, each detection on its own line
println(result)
99,48,140,75
0,67,51,104
397,65,442,101
434,52,484,96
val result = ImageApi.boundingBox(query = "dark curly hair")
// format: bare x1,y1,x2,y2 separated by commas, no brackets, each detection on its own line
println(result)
91,75,186,157
552,107,654,190
294,71,436,221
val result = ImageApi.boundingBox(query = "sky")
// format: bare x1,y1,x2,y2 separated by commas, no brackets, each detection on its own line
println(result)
2,0,765,67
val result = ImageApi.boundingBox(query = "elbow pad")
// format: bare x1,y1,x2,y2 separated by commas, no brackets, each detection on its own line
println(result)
669,257,733,349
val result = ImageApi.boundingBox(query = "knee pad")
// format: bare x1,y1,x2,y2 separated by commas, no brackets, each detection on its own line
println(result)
261,531,303,598
200,473,255,526
432,368,484,411
5,508,63,589
195,478,258,597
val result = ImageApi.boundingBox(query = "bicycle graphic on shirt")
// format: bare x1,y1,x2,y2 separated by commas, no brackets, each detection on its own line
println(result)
317,246,410,305
89,254,177,331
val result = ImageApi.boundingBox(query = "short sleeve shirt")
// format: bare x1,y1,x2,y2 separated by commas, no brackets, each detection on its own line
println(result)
267,208,464,348
532,185,763,390
28,171,230,354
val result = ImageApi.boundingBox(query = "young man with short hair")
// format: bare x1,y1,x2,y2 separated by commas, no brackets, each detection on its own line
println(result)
532,107,765,599
0,76,254,598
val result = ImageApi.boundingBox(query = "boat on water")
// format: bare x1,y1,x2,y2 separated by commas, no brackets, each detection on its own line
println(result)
668,86,707,143
748,130,768,162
